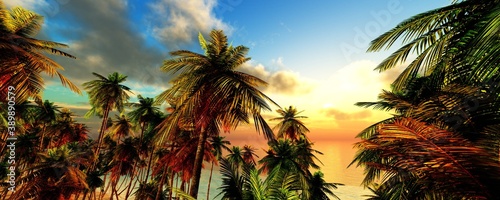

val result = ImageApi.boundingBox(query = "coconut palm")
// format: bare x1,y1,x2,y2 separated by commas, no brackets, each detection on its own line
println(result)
295,137,323,174
241,145,259,166
270,106,309,141
308,171,342,200
352,79,500,196
12,145,92,200
227,146,245,168
367,0,500,90
108,114,134,143
259,139,311,199
134,181,165,200
83,72,132,158
356,118,500,199
0,2,80,102
127,95,161,141
33,100,60,150
141,111,165,183
108,137,141,200
218,157,302,200
156,29,277,198
207,136,231,200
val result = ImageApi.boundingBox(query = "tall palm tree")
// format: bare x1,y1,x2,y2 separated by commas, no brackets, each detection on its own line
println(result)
0,1,80,102
108,114,134,143
83,72,132,158
227,146,245,168
207,136,231,200
127,95,161,142
109,137,141,200
270,106,309,141
156,29,277,198
33,99,60,150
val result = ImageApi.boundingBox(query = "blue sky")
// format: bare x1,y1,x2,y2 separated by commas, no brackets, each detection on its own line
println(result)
7,0,451,140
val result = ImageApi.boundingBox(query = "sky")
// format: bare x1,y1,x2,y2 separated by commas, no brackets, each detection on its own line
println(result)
5,0,452,141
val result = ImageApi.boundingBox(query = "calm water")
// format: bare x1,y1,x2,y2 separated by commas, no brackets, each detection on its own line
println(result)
197,139,373,200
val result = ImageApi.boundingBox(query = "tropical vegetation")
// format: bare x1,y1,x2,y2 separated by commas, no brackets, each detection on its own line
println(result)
352,0,500,199
2,0,498,199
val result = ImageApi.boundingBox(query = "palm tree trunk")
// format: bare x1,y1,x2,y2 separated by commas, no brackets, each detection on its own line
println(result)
189,129,208,198
155,165,169,200
125,161,138,199
145,144,156,183
38,124,47,150
206,161,215,200
94,105,110,157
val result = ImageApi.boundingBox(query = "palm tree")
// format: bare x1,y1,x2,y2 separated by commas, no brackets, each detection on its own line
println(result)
296,136,323,173
270,106,309,141
108,114,134,143
242,145,259,166
0,2,80,102
127,95,161,141
259,139,311,199
217,157,302,200
217,158,244,200
207,136,231,200
352,78,500,196
127,95,162,183
33,99,60,150
356,118,500,199
12,145,92,199
83,72,132,158
108,137,141,200
156,29,277,198
367,0,500,90
308,171,342,200
134,181,165,200
227,146,245,168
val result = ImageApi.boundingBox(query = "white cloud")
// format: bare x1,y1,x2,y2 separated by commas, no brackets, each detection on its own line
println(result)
150,0,231,48
238,62,315,96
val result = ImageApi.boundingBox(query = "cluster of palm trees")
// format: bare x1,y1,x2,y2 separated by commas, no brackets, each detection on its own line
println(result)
0,1,340,199
217,106,342,200
352,0,500,199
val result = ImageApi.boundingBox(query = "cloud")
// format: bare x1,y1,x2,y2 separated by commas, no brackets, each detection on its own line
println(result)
238,62,315,96
268,71,314,94
8,0,173,92
321,108,372,120
150,0,231,48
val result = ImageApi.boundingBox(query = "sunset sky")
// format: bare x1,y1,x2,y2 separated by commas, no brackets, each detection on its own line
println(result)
7,0,451,141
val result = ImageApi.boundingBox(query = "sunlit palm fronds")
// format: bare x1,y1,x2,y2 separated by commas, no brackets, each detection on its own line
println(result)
0,3,79,102
270,106,309,141
357,118,500,199
368,0,500,90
